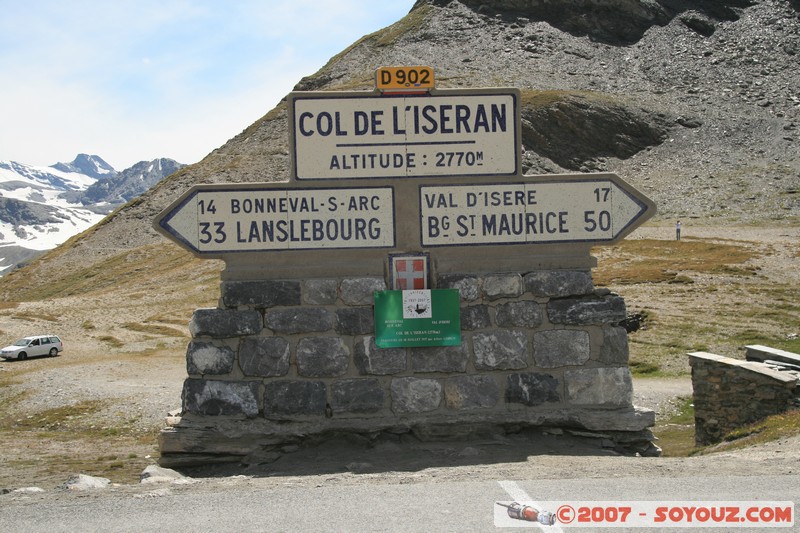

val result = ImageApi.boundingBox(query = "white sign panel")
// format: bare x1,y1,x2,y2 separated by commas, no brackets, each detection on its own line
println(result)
419,180,649,246
157,186,395,253
402,290,432,319
290,91,519,180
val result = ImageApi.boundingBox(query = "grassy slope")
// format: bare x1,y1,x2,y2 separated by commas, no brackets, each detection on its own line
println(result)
593,231,800,376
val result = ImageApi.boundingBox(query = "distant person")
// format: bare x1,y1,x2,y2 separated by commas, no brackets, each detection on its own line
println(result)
676,220,681,241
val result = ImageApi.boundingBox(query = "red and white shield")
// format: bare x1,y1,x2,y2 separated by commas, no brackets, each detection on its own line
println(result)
392,256,428,290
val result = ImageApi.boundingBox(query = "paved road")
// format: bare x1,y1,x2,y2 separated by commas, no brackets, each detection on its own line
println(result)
2,473,796,532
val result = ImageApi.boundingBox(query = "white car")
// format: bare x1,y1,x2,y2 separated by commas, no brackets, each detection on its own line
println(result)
1,335,63,360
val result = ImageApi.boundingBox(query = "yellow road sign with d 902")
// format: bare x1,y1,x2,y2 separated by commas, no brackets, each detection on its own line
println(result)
376,66,434,91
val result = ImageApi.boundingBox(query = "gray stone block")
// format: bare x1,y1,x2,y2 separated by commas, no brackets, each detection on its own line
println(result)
533,329,591,368
335,308,374,336
189,308,262,338
444,375,499,410
331,379,385,414
505,373,560,405
565,367,633,407
303,278,338,305
186,341,235,375
265,308,333,334
437,274,481,301
296,337,349,377
239,336,290,377
524,270,594,298
411,343,469,373
576,406,656,431
473,330,529,370
140,465,187,484
264,380,326,419
496,301,543,328
391,377,442,413
340,278,386,305
221,280,301,308
547,294,626,325
483,273,523,300
182,379,260,417
353,336,406,375
599,326,630,365
461,305,491,330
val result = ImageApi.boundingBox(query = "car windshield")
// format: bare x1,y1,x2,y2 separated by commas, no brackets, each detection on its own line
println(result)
13,339,32,346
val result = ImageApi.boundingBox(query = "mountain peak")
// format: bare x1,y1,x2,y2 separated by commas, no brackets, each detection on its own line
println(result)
51,154,116,180
79,158,184,206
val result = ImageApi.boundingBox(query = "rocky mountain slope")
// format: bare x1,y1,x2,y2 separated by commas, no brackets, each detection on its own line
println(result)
2,0,799,293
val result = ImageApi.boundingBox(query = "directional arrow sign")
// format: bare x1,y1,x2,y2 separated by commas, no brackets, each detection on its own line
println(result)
418,175,655,246
154,185,396,255
154,174,653,264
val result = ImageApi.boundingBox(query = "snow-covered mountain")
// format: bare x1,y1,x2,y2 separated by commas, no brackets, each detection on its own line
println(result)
0,154,184,274
1,158,100,193
69,158,184,208
51,153,116,180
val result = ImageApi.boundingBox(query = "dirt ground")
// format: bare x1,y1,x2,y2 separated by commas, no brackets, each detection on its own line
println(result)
0,222,798,490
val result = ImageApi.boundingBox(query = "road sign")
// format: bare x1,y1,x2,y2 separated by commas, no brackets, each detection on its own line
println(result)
154,184,395,254
376,66,435,92
288,88,520,180
419,175,654,246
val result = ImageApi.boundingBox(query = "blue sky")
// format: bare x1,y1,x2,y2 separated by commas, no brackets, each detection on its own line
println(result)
0,1,415,169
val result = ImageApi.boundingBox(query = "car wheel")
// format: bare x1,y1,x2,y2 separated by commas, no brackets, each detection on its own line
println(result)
49,348,58,357
18,352,27,360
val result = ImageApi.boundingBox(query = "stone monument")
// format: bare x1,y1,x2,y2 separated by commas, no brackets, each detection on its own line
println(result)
154,68,658,466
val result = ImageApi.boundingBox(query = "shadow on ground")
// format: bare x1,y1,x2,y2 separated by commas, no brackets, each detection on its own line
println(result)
176,428,624,479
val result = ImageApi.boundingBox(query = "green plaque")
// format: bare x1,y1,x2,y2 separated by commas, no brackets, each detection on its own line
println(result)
374,289,461,348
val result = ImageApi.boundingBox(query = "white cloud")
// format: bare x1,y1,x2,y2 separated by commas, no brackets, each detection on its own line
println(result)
0,0,414,169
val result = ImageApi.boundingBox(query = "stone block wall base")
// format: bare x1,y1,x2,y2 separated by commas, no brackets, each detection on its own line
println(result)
158,407,658,468
689,351,799,445
167,271,655,467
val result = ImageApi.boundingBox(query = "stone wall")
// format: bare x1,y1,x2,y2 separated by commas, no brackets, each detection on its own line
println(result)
688,351,799,445
159,270,657,466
